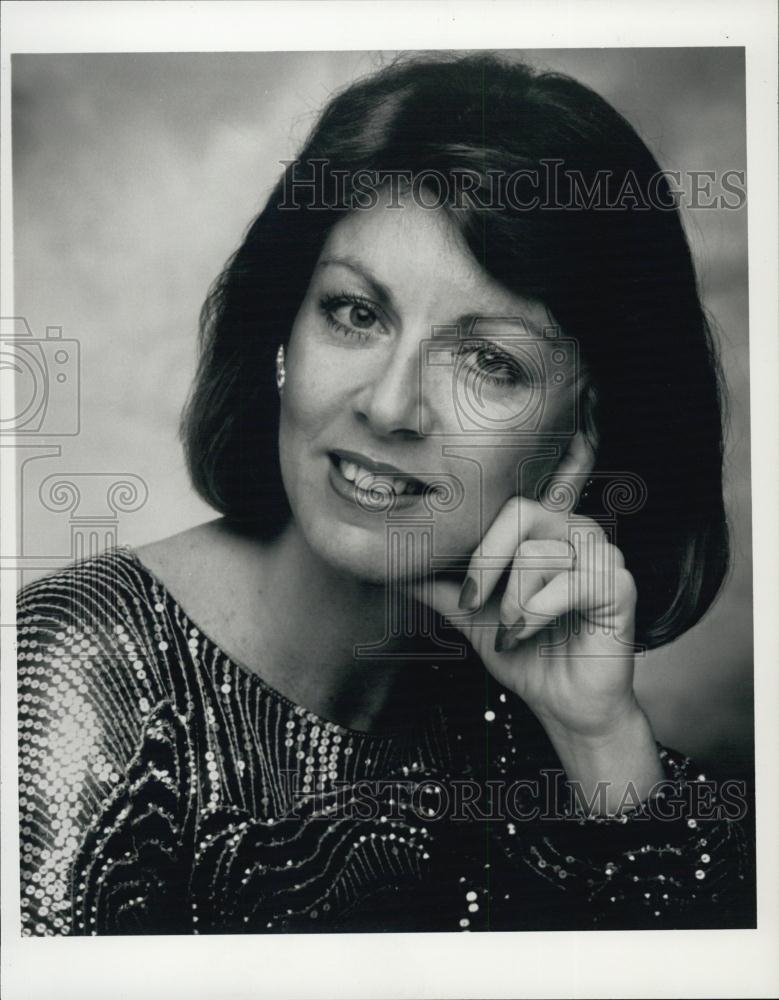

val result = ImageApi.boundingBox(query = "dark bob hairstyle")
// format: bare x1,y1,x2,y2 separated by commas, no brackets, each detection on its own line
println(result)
180,52,729,650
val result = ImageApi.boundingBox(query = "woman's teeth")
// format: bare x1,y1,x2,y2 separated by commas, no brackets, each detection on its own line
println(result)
338,458,416,495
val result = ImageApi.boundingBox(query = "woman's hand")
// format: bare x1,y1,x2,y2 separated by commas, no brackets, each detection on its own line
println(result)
409,495,664,810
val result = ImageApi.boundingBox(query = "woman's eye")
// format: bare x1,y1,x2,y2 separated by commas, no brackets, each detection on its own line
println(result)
346,304,377,329
319,293,383,340
453,340,528,388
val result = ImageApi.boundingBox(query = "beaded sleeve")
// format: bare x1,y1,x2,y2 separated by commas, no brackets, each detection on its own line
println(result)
17,568,144,934
469,685,756,931
16,559,165,935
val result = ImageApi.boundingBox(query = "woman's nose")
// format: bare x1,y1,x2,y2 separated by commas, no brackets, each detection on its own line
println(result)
354,338,431,439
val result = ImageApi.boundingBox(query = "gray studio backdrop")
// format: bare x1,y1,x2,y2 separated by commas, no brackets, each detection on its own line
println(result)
10,49,751,777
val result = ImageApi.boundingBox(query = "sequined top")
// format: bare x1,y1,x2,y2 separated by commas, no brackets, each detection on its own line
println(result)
17,546,753,936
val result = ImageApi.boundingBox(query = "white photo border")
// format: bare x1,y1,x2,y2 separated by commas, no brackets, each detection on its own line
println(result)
1,2,777,999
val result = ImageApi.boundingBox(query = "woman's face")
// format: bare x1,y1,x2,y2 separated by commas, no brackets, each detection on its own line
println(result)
278,191,585,583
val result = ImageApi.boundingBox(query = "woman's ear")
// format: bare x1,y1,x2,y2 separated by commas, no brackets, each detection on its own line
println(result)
540,428,597,511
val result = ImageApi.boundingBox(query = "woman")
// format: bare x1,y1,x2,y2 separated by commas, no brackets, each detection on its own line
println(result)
17,53,753,935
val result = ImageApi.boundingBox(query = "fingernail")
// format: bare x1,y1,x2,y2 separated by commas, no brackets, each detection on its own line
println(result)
494,623,511,653
494,619,524,654
509,619,525,645
458,576,478,610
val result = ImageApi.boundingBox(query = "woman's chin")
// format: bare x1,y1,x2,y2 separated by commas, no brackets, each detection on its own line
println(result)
306,529,433,587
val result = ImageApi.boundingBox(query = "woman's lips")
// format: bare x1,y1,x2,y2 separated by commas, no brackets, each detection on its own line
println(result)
327,452,429,509
329,450,430,493
331,449,428,489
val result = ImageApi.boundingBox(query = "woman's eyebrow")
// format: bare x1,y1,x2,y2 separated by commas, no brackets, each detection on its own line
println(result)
315,256,393,308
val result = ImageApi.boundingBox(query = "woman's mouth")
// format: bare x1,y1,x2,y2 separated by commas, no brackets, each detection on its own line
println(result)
327,450,430,508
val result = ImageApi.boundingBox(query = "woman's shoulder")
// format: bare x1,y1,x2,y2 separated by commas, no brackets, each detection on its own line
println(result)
16,519,226,630
16,540,199,783
17,545,150,629
16,547,168,708
131,518,229,611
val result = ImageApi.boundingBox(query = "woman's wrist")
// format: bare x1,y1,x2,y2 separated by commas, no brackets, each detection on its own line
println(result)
538,699,665,816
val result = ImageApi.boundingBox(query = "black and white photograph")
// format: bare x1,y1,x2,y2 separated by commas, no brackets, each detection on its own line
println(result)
2,3,777,998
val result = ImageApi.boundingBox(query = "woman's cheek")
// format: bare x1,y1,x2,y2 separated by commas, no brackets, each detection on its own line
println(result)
423,459,508,555
448,441,563,539
283,344,342,431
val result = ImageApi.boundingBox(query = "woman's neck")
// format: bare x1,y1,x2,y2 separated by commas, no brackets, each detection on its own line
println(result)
225,518,434,734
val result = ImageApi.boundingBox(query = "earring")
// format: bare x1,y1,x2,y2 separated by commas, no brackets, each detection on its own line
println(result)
275,344,286,393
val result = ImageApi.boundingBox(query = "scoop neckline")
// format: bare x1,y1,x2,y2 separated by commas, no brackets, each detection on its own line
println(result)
114,543,446,744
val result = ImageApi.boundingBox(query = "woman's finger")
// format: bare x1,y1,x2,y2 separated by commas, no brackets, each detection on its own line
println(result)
518,517,614,627
457,497,581,612
499,539,572,627
496,534,628,651
499,565,638,650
